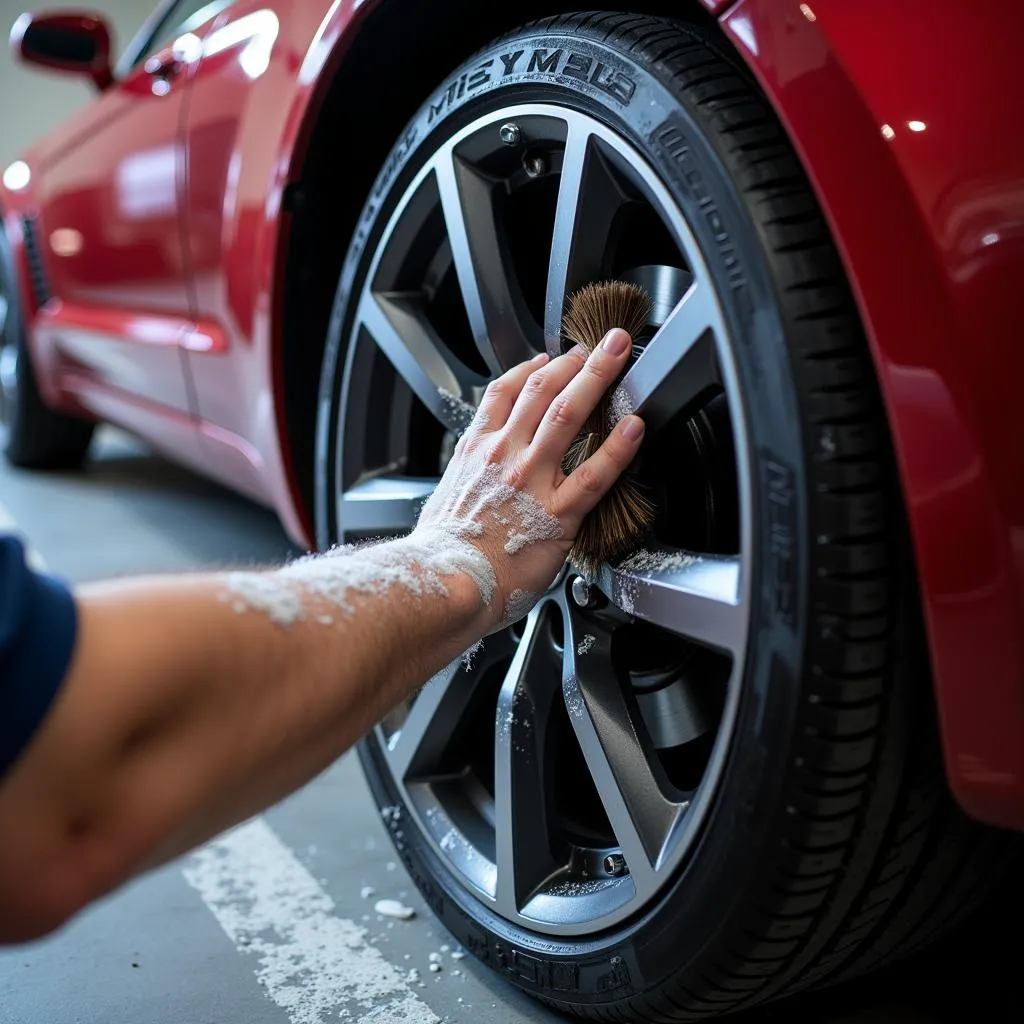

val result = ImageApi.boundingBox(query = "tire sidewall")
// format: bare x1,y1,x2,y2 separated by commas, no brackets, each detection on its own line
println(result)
318,25,809,1006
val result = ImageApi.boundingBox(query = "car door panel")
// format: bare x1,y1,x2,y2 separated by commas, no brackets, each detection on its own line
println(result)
32,1,236,415
33,41,196,412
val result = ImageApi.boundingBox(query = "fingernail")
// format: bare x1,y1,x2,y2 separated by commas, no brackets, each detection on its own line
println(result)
619,415,645,442
531,352,549,364
601,329,630,356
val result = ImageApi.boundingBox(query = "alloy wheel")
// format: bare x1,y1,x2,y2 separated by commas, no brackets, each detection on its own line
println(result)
334,104,753,935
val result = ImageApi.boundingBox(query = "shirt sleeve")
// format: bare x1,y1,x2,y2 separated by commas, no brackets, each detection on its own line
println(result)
0,535,77,777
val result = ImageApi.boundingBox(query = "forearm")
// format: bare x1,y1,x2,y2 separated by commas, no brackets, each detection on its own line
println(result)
0,541,485,939
0,332,643,942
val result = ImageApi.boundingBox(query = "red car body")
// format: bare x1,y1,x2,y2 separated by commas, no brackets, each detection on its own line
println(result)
2,0,1022,831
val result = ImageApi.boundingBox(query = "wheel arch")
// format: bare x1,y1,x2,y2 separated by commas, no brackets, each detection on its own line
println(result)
719,0,1024,830
274,0,1024,830
273,0,718,541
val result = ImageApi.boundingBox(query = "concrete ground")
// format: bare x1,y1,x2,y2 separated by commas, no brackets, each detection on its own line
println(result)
0,429,1015,1024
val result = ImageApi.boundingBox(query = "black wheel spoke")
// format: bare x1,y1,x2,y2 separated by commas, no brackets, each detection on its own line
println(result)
562,607,684,883
493,608,564,914
383,658,469,782
359,291,484,432
435,152,538,373
384,631,517,781
544,126,629,355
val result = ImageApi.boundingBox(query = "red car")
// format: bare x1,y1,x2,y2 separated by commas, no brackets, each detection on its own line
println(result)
2,0,1021,1017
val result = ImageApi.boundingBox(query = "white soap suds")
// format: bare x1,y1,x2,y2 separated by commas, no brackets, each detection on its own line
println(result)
374,898,416,920
360,885,376,900
576,634,596,656
418,462,562,559
564,680,586,720
617,548,700,574
438,387,480,433
428,952,443,964
226,526,497,628
429,963,442,973
501,484,563,554
548,877,617,897
607,385,635,432
462,639,484,670
282,529,497,610
502,588,539,624
407,968,421,983
614,549,702,616
225,573,304,626
451,948,467,961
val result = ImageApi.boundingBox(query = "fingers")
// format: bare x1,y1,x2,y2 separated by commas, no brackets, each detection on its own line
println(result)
556,414,646,518
474,352,548,432
502,345,587,439
530,329,633,459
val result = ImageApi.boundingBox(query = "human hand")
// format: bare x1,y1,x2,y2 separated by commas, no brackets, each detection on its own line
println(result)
413,328,645,629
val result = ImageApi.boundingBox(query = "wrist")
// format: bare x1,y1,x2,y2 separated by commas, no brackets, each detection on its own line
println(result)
443,569,492,637
399,527,494,638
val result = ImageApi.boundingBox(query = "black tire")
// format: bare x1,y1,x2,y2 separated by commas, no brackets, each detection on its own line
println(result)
317,13,1019,1020
0,226,93,470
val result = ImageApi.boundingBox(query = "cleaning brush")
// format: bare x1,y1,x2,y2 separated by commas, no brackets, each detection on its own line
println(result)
561,281,657,574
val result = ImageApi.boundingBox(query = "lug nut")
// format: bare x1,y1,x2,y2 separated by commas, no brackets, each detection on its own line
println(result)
603,853,628,877
499,122,522,146
571,576,593,608
523,151,548,177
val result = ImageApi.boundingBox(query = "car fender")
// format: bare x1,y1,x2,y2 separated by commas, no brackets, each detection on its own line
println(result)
720,0,1024,830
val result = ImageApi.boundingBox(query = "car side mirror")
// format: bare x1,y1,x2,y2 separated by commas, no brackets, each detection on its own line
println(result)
10,10,114,90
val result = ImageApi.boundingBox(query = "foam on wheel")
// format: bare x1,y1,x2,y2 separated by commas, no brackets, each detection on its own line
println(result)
315,12,1018,1019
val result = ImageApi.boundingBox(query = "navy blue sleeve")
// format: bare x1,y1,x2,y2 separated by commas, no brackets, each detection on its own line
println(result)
0,535,77,777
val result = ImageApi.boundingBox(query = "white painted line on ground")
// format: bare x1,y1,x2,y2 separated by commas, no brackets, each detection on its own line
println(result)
0,496,48,571
183,816,439,1024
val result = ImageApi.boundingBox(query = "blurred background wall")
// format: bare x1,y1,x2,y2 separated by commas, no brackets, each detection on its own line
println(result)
0,0,155,167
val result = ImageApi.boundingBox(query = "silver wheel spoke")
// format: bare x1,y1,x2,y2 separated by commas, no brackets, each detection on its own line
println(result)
360,291,483,432
562,615,683,882
598,550,744,654
544,125,628,355
435,153,536,373
340,476,436,534
494,608,563,915
615,282,721,432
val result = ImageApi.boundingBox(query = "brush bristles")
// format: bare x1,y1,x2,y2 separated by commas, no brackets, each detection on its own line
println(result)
562,281,652,352
560,281,656,573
